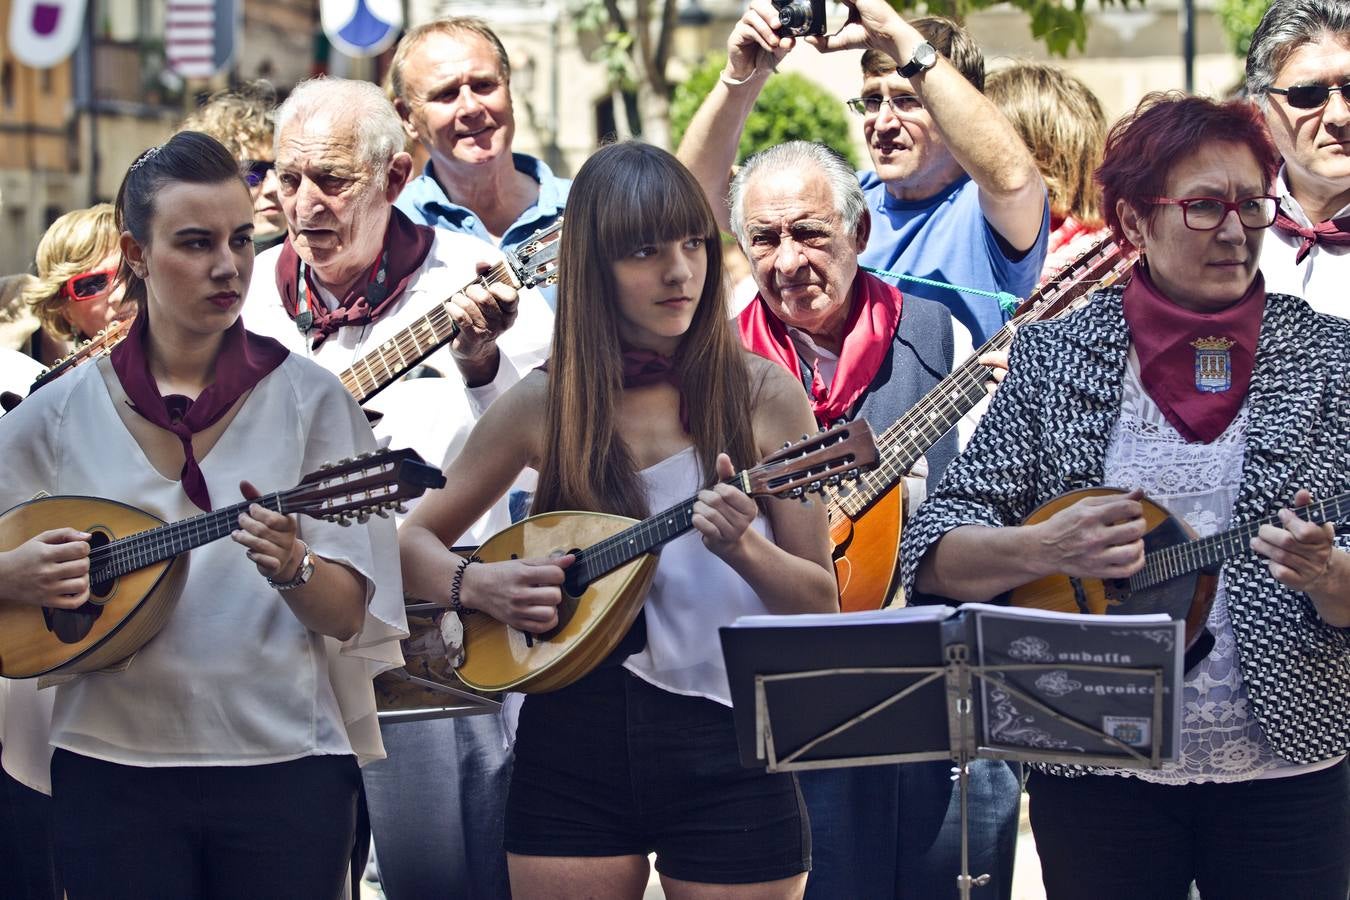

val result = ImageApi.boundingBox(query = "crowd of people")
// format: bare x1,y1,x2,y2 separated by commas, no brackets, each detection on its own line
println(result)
0,0,1346,898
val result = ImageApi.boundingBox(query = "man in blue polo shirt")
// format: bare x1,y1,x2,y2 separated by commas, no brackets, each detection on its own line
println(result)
680,0,1047,346
390,17,569,307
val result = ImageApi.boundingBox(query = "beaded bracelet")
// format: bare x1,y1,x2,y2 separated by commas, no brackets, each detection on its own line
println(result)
449,556,481,614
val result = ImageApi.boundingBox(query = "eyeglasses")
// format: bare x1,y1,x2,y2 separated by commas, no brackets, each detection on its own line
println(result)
1148,196,1278,231
61,268,119,302
242,159,275,188
845,95,924,116
1265,82,1350,109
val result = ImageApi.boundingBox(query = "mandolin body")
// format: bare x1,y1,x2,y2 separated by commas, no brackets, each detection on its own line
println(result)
456,512,659,694
0,496,187,678
1009,488,1217,656
831,481,905,612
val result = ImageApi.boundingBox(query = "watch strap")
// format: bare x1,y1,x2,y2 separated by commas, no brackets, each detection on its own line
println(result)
267,541,315,592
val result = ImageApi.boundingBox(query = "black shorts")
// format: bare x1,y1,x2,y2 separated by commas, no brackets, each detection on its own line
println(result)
504,665,811,884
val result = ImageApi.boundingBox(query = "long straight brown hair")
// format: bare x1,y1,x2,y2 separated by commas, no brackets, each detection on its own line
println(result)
532,141,757,519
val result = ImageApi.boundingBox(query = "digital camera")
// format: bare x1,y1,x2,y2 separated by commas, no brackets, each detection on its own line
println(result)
771,0,827,38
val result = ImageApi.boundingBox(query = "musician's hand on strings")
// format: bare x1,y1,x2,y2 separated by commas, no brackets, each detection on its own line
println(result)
693,453,760,561
233,480,302,582
449,261,519,386
978,350,1009,394
1252,489,1337,593
0,529,92,609
461,554,574,634
1030,488,1147,580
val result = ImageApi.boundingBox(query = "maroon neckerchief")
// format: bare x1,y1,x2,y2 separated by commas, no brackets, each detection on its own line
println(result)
1122,263,1265,444
110,312,289,511
738,270,901,426
275,207,435,349
1272,208,1350,264
538,350,691,432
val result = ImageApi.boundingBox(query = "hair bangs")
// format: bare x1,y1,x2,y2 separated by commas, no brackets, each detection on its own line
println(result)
592,150,717,262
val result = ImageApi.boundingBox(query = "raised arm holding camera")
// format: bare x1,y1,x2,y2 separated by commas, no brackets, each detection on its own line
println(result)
678,0,1047,345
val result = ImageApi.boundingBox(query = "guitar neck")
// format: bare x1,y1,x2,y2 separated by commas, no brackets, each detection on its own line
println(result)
830,239,1130,519
87,492,288,583
569,474,751,589
338,260,516,404
1133,492,1350,589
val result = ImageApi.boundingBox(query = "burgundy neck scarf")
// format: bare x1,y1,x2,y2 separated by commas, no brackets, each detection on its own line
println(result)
110,312,289,511
738,270,901,426
1122,263,1265,444
1272,208,1350,264
275,207,435,349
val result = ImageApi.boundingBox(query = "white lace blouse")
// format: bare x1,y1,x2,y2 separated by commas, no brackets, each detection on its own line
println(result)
1101,353,1344,784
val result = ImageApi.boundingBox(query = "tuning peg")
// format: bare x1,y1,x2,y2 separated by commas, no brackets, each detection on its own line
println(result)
337,515,352,527
394,504,408,515
375,508,390,518
338,457,353,466
801,434,810,442
844,468,860,481
357,451,372,460
825,475,841,486
319,461,331,470
357,512,370,524
808,480,823,493
788,486,804,499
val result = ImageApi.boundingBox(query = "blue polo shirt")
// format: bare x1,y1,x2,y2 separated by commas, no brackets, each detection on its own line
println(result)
856,172,1048,345
396,153,570,307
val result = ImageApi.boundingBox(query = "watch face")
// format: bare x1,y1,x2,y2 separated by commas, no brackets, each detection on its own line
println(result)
915,41,937,68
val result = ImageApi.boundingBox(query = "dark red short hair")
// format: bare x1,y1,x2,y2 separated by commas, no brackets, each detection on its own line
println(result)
1096,92,1279,251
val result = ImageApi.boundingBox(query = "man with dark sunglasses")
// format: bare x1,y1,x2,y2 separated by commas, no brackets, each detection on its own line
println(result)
1248,0,1350,314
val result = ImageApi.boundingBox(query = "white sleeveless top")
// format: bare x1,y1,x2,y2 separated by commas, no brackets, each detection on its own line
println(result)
621,447,774,705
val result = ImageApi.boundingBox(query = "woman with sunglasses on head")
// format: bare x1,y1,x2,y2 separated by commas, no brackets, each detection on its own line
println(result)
901,92,1350,899
0,131,406,899
23,204,131,366
179,83,287,252
401,141,837,899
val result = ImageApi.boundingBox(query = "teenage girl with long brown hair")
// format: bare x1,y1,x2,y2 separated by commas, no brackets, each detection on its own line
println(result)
400,140,838,898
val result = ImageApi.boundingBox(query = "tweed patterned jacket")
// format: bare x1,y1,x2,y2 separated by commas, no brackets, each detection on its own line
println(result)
900,286,1350,766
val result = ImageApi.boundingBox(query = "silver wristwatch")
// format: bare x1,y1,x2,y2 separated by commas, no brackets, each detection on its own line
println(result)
267,541,316,592
897,40,938,78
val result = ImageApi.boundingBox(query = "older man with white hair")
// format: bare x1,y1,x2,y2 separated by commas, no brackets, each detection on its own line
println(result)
243,77,554,899
1248,0,1350,314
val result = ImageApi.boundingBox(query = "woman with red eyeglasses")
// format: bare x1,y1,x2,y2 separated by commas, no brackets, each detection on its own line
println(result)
23,204,132,366
903,93,1350,898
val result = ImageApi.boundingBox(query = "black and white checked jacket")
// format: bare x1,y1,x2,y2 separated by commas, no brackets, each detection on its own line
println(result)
900,287,1350,766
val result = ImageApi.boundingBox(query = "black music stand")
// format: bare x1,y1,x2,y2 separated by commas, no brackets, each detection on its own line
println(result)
721,606,1179,900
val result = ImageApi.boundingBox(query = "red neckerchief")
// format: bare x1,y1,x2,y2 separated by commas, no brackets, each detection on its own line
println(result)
275,207,435,349
110,311,289,511
738,270,901,426
1122,263,1265,444
1272,208,1350,264
537,350,691,432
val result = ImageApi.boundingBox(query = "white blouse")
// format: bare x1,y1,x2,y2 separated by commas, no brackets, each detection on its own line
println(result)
1102,353,1343,784
0,352,406,783
0,347,42,398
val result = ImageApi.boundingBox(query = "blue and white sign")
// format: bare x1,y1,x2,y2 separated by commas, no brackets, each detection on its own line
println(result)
320,0,402,59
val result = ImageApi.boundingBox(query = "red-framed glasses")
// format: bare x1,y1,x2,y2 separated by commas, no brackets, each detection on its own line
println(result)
1147,196,1278,231
61,268,119,302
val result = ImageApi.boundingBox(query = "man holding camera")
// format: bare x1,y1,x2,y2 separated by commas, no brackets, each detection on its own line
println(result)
678,2,1042,898
679,0,1047,346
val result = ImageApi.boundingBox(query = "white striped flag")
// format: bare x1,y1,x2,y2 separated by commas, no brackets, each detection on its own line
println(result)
166,0,237,79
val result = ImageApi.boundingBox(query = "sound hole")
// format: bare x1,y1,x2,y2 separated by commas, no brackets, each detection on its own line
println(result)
538,548,585,642
43,531,111,644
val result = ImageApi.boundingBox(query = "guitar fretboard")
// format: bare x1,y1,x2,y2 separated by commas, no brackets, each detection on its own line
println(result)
826,240,1131,523
338,260,515,403
1131,492,1350,589
86,492,288,583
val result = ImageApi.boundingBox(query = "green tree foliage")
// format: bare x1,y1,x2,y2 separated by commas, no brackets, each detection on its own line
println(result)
670,54,858,167
1215,0,1272,57
889,0,1138,55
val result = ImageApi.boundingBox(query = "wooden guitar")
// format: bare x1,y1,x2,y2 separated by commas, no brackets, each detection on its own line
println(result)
1,315,137,412
450,420,881,694
827,238,1137,612
0,448,445,678
337,220,561,405
1009,488,1350,671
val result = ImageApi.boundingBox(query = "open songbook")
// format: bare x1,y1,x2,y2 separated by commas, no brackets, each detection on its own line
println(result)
720,603,1183,771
